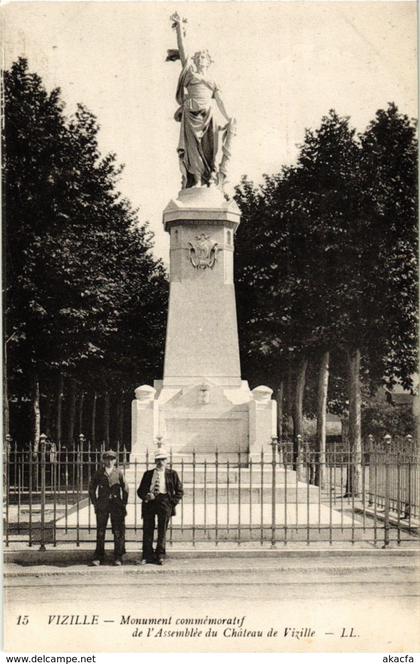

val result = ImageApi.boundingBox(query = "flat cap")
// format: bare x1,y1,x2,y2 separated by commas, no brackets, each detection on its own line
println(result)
102,449,117,459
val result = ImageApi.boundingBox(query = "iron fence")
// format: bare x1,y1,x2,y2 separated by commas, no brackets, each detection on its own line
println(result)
3,438,419,549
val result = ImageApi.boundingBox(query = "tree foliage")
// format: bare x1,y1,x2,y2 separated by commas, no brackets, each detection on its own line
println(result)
3,58,168,446
234,106,418,438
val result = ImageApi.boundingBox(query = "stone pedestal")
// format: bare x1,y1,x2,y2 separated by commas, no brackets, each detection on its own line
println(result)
249,386,278,460
132,186,276,457
163,186,241,386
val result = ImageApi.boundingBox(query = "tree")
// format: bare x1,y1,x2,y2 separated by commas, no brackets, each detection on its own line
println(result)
235,112,362,468
234,106,418,490
3,58,168,448
362,394,415,441
3,58,70,445
359,104,418,392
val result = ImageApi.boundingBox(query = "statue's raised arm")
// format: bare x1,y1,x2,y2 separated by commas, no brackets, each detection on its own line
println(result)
170,12,188,67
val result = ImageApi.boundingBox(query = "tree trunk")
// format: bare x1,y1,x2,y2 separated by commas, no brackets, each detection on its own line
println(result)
117,393,124,448
91,392,97,447
67,378,77,448
3,340,9,439
32,374,41,452
276,382,284,462
292,357,308,470
286,362,293,435
44,392,52,439
3,389,9,440
78,391,85,438
56,373,64,445
315,350,330,488
103,391,110,447
346,348,362,496
276,382,284,441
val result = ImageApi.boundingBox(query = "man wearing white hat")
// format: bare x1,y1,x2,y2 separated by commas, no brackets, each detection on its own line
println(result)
137,448,183,565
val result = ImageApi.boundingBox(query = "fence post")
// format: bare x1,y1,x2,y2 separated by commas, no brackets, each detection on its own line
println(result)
4,437,11,547
79,434,85,493
271,436,277,548
383,434,391,549
192,449,196,547
367,435,374,506
39,433,47,551
296,434,302,481
215,448,219,546
404,458,412,521
277,435,284,465
402,437,413,521
169,447,173,547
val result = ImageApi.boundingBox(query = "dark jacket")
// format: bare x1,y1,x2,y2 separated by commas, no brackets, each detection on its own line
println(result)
137,468,183,517
89,466,129,513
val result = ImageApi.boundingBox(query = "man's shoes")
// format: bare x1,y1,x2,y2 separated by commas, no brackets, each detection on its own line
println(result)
156,557,164,566
90,559,101,567
136,558,149,565
113,559,122,566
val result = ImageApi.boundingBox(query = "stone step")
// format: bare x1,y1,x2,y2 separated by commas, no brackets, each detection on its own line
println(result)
59,499,354,524
45,524,370,544
42,494,359,546
124,484,318,504
126,454,255,464
123,468,299,485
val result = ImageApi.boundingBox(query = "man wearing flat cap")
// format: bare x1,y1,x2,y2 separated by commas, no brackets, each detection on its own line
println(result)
137,448,183,565
88,449,129,566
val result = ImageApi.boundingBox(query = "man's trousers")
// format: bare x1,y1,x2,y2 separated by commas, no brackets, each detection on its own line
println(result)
94,505,126,561
142,494,172,560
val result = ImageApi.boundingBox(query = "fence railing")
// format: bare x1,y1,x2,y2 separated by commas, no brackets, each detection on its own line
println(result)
3,439,419,550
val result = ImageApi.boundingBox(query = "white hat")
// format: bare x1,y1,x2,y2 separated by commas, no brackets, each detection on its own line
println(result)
155,448,168,460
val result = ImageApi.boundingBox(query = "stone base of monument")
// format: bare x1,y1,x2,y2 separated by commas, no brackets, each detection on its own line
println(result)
131,381,277,457
131,185,277,458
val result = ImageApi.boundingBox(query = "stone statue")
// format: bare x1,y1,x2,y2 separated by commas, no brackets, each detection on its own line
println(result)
168,12,236,190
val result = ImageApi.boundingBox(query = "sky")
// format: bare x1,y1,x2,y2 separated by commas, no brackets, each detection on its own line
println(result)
2,0,418,263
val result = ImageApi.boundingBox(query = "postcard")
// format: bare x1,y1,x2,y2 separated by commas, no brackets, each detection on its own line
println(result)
2,0,419,655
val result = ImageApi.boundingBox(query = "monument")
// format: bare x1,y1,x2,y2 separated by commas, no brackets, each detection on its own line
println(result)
132,13,277,457
58,12,364,551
